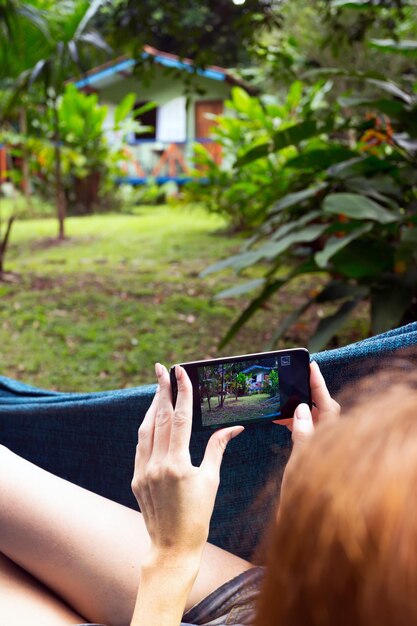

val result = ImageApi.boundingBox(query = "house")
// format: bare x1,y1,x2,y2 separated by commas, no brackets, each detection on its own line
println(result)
74,46,253,184
240,365,272,392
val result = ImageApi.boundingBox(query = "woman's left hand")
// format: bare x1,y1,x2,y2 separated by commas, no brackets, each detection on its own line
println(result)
131,363,244,566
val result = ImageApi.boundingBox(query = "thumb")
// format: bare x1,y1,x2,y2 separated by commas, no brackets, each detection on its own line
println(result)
202,426,244,475
291,403,314,455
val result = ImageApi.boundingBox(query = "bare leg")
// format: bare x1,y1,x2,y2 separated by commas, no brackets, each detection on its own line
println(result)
0,551,85,625
0,446,252,626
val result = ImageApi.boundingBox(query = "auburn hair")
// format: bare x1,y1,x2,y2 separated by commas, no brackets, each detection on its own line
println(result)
255,383,417,626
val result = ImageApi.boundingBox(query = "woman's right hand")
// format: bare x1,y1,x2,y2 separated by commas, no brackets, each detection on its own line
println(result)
291,360,341,456
279,361,340,506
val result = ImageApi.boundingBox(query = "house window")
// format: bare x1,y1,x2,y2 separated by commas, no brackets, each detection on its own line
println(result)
134,101,157,140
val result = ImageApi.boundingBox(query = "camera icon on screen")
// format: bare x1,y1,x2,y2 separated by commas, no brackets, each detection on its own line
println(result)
280,356,291,366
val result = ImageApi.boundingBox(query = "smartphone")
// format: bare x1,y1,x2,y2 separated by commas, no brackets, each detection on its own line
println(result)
170,348,311,431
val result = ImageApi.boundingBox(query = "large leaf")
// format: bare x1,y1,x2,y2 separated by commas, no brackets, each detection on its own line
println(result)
214,278,265,300
204,223,328,275
236,142,270,167
369,39,417,56
217,260,319,348
267,298,316,349
365,79,413,105
308,298,364,352
218,279,286,348
338,96,407,119
114,92,136,125
272,119,318,151
331,0,370,7
331,238,393,279
286,147,357,171
315,223,373,268
315,281,369,303
328,156,393,179
271,210,322,242
268,183,328,216
371,279,413,334
323,193,400,224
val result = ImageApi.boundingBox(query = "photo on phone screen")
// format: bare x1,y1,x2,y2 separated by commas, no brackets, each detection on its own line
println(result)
171,348,310,431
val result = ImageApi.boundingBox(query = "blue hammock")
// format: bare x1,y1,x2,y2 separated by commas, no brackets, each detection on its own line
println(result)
1,322,417,560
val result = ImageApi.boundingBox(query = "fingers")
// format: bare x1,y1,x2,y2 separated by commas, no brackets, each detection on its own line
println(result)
169,365,193,456
202,426,244,476
152,363,174,456
135,385,159,472
291,403,314,456
310,361,340,424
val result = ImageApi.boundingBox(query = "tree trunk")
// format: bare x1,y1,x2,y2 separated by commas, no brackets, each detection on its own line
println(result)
19,108,30,201
219,365,225,408
53,101,66,240
0,215,15,278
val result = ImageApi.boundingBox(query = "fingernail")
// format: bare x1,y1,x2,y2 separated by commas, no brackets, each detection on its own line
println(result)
155,363,163,378
295,403,311,420
175,364,183,381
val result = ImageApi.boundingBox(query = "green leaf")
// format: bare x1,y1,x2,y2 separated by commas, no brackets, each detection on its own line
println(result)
266,299,315,349
214,278,265,299
200,250,262,276
315,281,369,303
217,260,320,348
232,87,252,114
365,79,413,105
114,92,136,125
251,223,329,265
236,142,270,167
133,101,157,118
369,39,417,56
331,0,370,7
323,193,400,224
286,147,357,171
271,210,322,242
338,96,406,118
273,119,317,151
371,279,413,334
218,279,286,348
268,183,328,216
331,239,393,279
315,223,373,268
308,298,363,352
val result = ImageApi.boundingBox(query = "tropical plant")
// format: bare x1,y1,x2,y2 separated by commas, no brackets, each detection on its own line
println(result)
185,81,334,232
1,0,111,238
27,86,151,213
202,60,417,351
262,369,279,397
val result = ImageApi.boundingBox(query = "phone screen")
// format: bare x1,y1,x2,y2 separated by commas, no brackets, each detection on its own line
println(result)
171,348,310,431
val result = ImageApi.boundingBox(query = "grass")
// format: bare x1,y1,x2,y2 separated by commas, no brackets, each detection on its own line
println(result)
0,204,369,392
202,393,279,425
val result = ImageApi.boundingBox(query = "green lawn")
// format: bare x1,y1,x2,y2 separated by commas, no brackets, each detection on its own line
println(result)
202,392,280,425
0,204,368,392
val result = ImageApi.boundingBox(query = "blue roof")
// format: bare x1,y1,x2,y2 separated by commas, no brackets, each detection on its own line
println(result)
74,52,226,90
241,365,272,374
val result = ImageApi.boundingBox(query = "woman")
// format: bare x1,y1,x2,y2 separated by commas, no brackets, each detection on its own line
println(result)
6,357,413,626
0,360,337,626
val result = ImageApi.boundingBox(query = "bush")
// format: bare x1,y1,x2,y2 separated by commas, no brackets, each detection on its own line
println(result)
202,57,417,350
184,81,334,232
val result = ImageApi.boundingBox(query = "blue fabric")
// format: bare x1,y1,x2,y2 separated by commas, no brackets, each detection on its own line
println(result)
1,322,417,560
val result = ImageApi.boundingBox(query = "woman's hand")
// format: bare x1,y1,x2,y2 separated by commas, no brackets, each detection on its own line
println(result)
131,363,244,566
279,361,340,507
291,360,341,454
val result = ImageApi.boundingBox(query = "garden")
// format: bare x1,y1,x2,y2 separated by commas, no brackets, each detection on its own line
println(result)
1,0,416,391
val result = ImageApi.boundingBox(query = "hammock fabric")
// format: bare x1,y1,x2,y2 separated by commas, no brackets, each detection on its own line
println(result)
1,322,417,560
